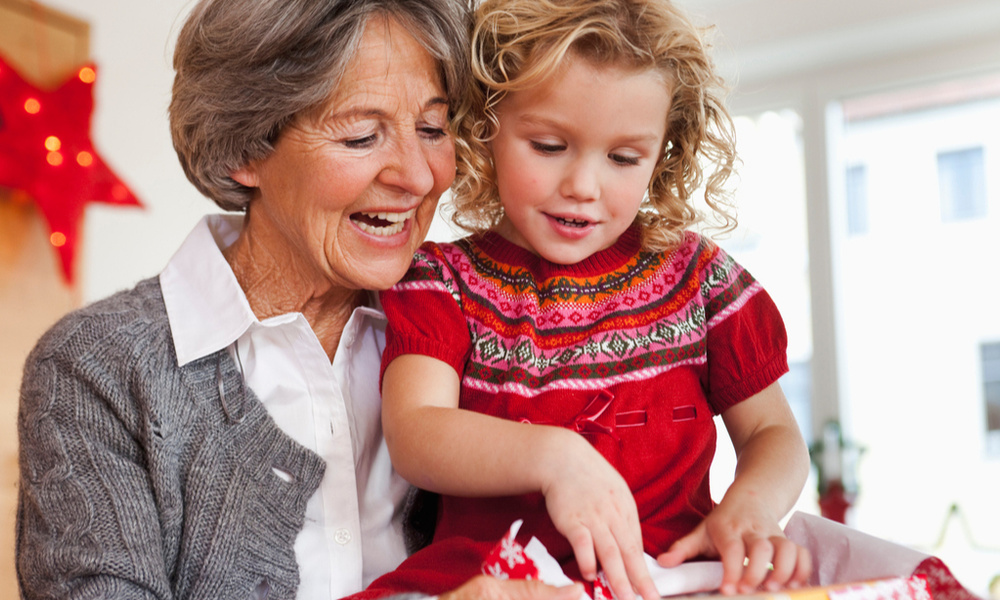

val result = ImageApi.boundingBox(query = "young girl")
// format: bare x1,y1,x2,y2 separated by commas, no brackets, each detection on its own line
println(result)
363,0,812,598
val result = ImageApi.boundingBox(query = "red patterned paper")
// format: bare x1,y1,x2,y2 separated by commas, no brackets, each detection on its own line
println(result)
481,520,617,600
591,572,615,600
827,575,932,600
913,557,982,600
482,521,541,582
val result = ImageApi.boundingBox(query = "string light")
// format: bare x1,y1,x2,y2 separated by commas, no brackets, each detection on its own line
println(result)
24,97,41,114
44,137,63,166
76,151,94,167
78,67,96,84
50,232,67,247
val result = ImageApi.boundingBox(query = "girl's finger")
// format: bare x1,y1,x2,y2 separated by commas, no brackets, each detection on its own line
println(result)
613,519,658,600
715,534,747,595
565,527,598,581
790,545,813,588
763,537,798,590
593,526,635,600
739,537,775,593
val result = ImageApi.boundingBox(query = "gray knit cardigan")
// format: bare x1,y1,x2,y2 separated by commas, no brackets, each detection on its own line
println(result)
17,276,339,599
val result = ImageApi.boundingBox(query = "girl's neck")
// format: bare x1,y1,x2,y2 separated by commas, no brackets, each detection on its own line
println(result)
483,223,642,275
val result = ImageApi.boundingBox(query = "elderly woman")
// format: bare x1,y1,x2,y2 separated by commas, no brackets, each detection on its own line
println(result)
16,1,584,599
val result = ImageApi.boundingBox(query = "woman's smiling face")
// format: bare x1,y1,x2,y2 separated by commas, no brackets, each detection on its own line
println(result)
233,16,456,291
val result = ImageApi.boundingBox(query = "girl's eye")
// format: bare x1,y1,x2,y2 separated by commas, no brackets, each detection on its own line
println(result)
530,140,566,154
343,134,378,149
610,153,641,166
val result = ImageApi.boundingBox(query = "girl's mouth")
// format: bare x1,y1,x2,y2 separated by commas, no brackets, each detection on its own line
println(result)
553,216,590,228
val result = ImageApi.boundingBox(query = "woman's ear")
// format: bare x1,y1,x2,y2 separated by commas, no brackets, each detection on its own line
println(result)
230,165,258,188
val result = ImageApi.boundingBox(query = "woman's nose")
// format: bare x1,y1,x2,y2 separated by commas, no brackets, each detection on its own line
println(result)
382,132,435,197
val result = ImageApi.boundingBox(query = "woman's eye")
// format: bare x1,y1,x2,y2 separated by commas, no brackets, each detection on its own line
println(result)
343,134,378,149
419,126,448,140
610,153,641,166
530,140,566,154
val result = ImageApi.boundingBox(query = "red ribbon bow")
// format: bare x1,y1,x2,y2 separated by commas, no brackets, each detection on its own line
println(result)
520,390,647,442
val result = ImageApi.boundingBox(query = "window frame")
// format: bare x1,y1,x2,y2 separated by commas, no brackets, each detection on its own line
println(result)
724,33,1000,443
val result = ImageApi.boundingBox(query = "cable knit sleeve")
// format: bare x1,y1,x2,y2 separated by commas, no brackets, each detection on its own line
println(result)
17,295,173,599
379,242,473,384
19,280,331,599
698,240,789,413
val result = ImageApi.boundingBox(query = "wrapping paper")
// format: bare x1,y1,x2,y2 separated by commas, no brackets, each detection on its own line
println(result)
784,512,981,600
482,520,723,600
481,513,981,600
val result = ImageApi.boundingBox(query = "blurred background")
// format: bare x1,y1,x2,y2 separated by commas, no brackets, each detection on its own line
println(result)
1,0,998,597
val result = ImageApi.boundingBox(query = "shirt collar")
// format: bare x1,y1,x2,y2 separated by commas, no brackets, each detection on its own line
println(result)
161,214,258,367
161,214,388,367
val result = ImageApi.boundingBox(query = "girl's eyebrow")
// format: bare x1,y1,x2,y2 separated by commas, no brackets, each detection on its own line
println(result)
516,113,662,145
514,113,564,129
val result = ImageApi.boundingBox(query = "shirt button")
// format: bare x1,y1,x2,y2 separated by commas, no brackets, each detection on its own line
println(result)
334,528,352,545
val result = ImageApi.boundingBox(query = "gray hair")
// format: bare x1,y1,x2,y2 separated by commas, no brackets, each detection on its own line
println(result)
169,0,472,211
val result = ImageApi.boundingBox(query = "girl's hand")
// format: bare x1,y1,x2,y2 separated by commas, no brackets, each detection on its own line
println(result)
655,499,811,595
539,430,660,600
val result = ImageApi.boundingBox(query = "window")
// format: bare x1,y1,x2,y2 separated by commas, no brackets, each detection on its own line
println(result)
707,109,814,516
938,147,987,221
781,360,813,444
845,164,869,235
721,109,813,443
835,76,1000,566
983,342,1000,440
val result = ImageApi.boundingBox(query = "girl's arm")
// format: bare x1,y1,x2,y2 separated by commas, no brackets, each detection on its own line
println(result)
656,382,812,595
381,354,659,600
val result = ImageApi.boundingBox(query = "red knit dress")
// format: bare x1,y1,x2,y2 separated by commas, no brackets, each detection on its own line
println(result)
353,224,788,599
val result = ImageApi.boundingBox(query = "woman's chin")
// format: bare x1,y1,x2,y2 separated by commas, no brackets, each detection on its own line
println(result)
343,234,423,289
354,257,412,291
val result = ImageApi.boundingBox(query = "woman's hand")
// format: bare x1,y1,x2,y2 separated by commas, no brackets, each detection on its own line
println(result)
655,497,811,594
440,575,584,600
539,431,659,600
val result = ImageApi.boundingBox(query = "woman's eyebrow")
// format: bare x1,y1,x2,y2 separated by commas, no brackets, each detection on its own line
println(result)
330,97,450,121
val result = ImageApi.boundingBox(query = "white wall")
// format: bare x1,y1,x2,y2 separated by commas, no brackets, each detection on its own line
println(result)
54,0,1000,305
36,0,211,303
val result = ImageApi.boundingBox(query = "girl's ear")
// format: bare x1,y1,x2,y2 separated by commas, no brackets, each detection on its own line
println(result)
230,165,258,188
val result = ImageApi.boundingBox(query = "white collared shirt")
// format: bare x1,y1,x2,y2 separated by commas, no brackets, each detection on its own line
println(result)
160,214,409,599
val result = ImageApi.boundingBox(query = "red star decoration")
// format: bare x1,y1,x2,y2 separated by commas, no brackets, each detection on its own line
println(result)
0,53,142,285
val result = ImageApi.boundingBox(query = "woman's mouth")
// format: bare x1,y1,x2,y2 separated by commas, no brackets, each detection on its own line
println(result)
351,208,416,236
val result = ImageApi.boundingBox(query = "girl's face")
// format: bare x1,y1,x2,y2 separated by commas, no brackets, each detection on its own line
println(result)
491,54,671,264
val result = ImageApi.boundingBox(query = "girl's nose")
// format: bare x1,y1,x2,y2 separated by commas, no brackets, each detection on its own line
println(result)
560,157,600,202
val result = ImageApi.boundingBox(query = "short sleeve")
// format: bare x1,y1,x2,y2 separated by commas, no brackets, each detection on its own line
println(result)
379,242,473,385
699,244,789,413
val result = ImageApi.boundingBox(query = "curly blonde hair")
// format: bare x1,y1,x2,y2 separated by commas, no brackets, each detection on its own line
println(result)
449,0,737,251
